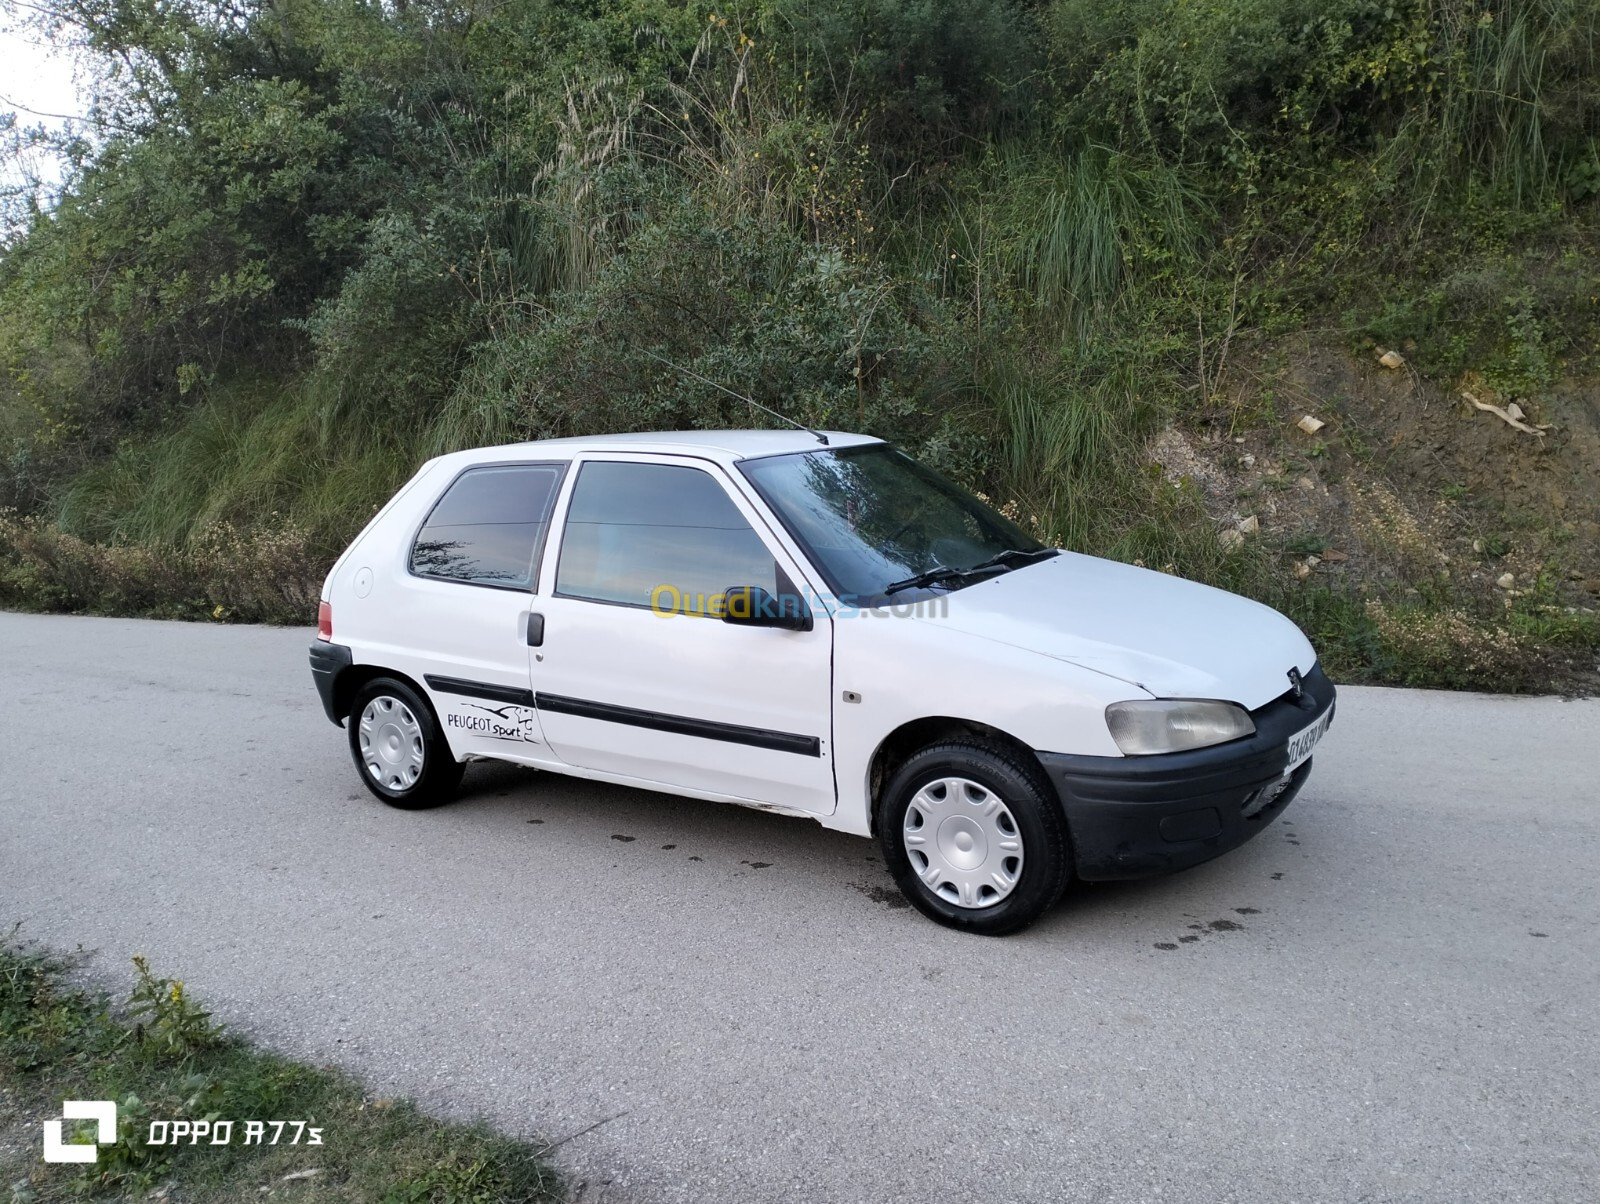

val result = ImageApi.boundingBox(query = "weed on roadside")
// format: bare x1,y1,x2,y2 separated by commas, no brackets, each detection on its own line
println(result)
0,934,563,1204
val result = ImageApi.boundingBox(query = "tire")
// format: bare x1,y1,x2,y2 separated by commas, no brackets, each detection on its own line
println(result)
347,677,464,810
876,741,1069,936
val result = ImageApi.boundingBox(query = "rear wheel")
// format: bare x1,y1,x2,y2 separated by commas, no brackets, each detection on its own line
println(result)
347,678,463,809
877,741,1069,936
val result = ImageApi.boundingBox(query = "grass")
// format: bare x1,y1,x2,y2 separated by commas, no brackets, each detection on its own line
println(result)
52,376,424,555
1012,147,1207,342
1272,584,1600,693
1,935,562,1204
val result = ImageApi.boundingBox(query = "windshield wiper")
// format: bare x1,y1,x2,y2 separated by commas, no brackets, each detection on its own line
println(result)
966,547,1060,574
882,565,973,596
883,548,1058,597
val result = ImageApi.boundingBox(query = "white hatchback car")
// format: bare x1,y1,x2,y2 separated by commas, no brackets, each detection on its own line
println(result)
310,430,1334,934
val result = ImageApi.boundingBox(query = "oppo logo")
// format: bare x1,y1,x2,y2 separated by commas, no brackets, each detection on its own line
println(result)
42,1101,117,1163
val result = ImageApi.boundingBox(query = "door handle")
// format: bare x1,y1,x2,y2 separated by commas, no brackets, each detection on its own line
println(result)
526,612,545,647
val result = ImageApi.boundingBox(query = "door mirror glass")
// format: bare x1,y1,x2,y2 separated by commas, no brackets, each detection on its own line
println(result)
722,585,812,632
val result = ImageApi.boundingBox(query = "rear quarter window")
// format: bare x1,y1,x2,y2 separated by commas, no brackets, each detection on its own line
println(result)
410,463,565,589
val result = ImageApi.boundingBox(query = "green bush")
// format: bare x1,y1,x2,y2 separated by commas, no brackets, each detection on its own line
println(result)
2,0,1598,685
436,204,970,451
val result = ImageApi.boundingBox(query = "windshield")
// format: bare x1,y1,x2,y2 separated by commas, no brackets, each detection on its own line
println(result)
737,444,1047,603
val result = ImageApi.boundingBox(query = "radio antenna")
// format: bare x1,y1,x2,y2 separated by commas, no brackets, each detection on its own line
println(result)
641,349,829,446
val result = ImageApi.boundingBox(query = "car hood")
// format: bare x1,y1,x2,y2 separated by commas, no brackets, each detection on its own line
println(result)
921,552,1316,711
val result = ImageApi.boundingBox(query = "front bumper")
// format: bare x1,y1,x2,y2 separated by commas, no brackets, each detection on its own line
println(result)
1037,665,1336,880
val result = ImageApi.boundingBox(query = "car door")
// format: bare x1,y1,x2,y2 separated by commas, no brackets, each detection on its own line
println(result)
370,460,567,763
530,455,836,815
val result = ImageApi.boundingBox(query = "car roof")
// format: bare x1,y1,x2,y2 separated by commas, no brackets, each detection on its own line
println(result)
433,429,885,468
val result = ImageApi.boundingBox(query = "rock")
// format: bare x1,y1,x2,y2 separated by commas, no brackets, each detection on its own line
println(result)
1237,514,1260,536
1506,401,1526,421
1378,350,1406,369
1241,453,1256,468
1496,572,1515,590
1219,528,1245,552
1296,414,1325,435
1294,560,1313,580
1320,549,1349,562
1295,475,1315,492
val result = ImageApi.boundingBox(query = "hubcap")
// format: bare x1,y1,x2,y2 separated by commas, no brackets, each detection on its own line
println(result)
902,776,1024,910
359,695,425,791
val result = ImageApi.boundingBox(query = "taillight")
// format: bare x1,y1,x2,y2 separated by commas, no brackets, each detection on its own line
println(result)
317,600,333,641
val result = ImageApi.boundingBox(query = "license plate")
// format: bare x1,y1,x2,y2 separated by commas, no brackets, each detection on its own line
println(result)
1284,707,1333,773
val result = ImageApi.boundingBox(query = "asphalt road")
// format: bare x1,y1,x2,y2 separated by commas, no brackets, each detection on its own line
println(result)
2,612,1597,1203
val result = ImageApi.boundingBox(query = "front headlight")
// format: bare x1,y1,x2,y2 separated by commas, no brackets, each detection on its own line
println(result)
1105,699,1256,756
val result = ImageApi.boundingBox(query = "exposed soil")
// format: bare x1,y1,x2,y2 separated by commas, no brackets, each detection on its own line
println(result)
1159,334,1600,597
1150,334,1600,690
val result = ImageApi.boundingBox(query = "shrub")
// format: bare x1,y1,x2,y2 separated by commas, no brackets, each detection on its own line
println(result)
0,510,323,624
1364,600,1551,690
432,204,976,460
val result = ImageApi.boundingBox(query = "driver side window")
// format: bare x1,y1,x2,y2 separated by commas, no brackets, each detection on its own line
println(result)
555,461,778,613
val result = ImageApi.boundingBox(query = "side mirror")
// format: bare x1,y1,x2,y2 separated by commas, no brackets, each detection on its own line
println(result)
721,585,813,632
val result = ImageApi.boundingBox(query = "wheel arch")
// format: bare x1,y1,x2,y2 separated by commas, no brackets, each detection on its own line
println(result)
334,663,441,732
865,716,1052,836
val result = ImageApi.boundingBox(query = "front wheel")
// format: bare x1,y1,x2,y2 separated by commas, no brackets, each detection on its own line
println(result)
347,678,464,810
877,741,1069,936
